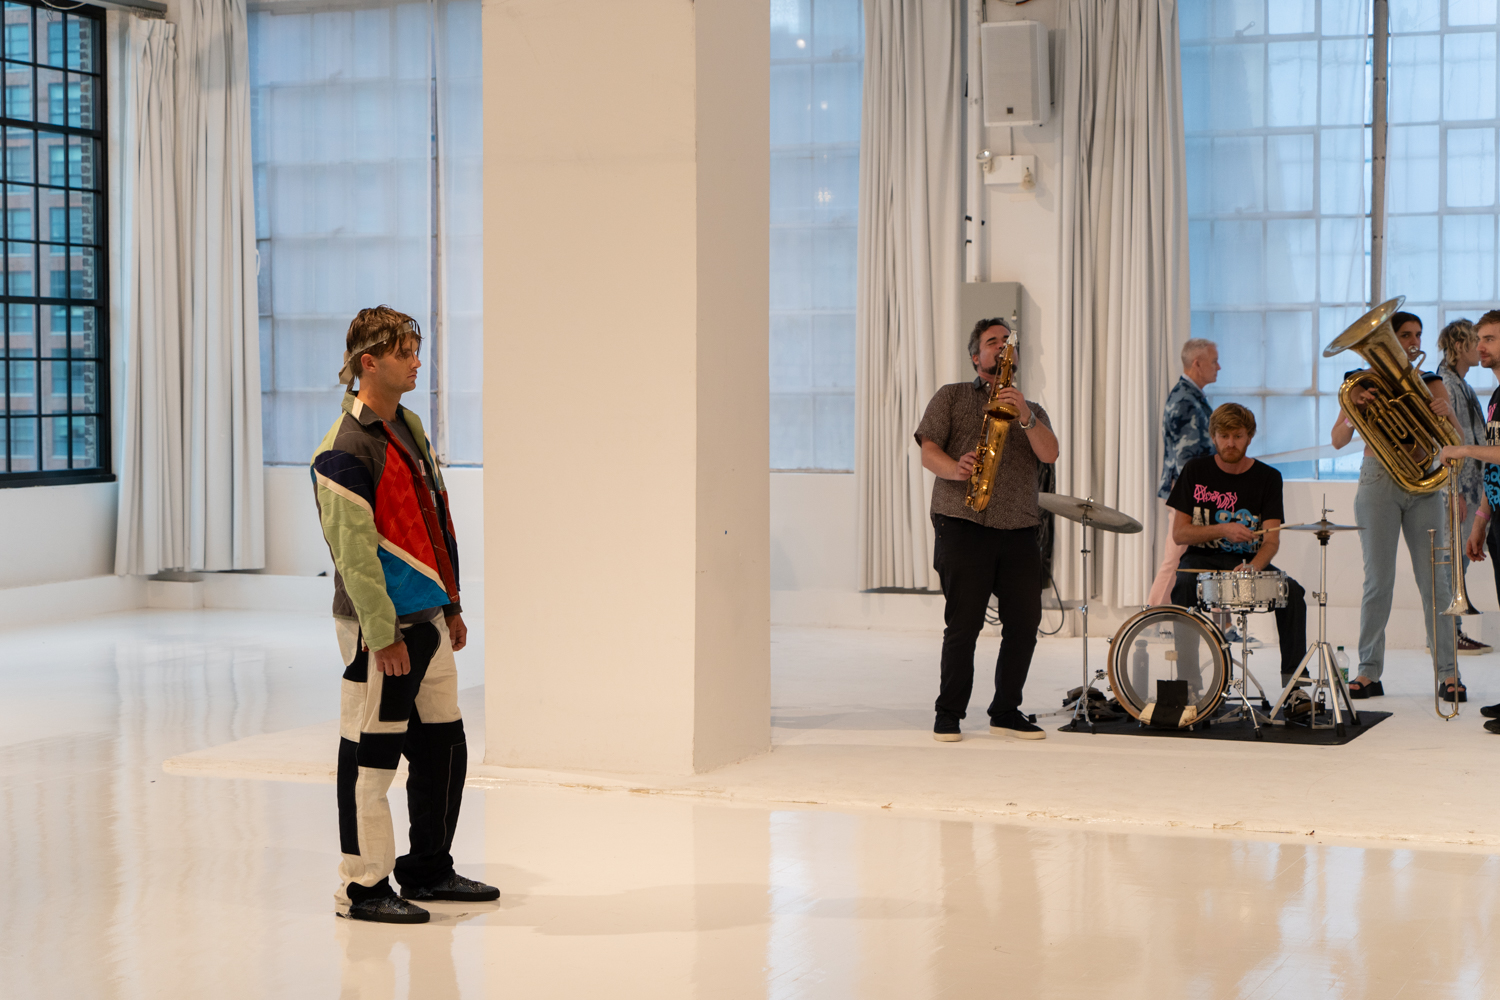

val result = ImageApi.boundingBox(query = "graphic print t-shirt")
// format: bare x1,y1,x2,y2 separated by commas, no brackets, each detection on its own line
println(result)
1166,455,1284,560
1485,386,1500,509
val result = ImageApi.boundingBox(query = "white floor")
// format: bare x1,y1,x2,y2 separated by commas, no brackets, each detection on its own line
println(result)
7,608,1500,998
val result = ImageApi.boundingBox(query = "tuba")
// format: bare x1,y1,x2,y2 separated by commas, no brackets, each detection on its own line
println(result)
965,334,1018,512
1323,297,1459,495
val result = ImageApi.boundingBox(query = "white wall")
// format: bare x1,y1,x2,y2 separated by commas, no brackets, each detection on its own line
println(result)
0,482,118,589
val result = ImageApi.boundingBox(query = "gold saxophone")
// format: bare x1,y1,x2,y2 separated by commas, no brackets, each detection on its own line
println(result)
965,336,1019,512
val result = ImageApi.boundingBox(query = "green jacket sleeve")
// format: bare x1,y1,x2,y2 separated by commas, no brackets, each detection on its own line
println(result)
317,483,400,651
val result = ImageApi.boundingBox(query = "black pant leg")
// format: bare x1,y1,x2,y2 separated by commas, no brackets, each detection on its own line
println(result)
397,716,467,890
1274,570,1308,682
1489,521,1500,598
986,527,1042,718
933,515,996,721
1169,571,1198,608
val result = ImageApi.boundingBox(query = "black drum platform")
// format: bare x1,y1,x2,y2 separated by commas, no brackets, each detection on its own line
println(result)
1079,709,1391,746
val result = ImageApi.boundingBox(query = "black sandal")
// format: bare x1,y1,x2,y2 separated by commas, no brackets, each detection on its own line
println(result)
1442,682,1468,703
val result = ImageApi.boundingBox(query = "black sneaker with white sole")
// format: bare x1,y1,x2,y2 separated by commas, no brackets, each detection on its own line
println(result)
989,710,1046,740
934,713,962,742
400,873,501,903
339,894,431,923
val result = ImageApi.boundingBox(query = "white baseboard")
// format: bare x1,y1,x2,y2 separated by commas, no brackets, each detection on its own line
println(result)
0,572,485,627
0,575,147,630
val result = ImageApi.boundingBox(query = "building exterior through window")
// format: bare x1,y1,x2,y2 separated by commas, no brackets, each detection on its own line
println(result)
0,0,106,487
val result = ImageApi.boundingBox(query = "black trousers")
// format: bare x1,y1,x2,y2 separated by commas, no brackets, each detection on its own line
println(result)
1489,520,1500,600
1170,554,1308,681
932,514,1042,721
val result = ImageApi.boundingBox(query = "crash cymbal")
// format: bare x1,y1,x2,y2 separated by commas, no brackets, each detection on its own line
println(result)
1037,493,1143,534
1280,519,1362,532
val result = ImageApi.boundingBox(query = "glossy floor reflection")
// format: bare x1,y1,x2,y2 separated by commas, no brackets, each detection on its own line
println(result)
6,610,1500,999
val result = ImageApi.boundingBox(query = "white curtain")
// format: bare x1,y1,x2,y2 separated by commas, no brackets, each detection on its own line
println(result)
114,17,185,577
114,0,263,575
855,0,962,591
176,0,263,570
1056,0,1190,609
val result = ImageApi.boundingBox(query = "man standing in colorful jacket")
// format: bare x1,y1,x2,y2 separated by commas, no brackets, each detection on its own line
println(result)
312,306,498,923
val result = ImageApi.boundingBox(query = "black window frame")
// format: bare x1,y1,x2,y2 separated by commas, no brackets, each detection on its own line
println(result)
0,0,109,489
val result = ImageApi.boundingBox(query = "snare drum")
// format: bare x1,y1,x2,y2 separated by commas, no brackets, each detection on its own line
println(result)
1197,569,1287,612
1107,606,1232,727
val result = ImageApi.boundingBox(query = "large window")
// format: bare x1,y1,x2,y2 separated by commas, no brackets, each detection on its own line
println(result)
1184,1,1500,480
0,1,106,486
769,0,863,471
1387,1,1500,398
1183,1,1372,481
251,0,483,466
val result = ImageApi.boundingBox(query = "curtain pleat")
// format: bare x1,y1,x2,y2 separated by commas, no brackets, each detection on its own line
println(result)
1057,0,1190,610
114,0,263,575
176,0,263,571
856,0,961,591
114,19,184,577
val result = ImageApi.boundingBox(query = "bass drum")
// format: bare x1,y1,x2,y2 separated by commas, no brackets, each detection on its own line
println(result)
1107,606,1231,727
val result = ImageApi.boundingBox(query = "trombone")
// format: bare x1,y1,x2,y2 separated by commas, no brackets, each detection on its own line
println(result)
1431,457,1480,720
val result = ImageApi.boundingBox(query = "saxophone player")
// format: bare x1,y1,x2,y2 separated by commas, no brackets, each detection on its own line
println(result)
914,319,1059,743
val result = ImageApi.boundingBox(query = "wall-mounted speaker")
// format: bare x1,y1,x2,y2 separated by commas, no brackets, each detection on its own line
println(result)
979,20,1050,128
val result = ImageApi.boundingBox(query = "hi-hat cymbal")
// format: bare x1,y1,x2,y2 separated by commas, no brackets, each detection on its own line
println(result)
1280,519,1362,532
1037,493,1143,534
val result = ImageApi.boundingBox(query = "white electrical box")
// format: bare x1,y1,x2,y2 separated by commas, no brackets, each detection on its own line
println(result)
984,154,1035,187
980,20,1050,128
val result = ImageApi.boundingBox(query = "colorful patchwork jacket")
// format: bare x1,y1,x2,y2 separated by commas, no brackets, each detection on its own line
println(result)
311,393,461,652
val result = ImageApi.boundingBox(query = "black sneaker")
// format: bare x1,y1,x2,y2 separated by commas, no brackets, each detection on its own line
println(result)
1481,703,1500,719
1456,632,1492,655
340,894,430,923
989,710,1046,740
934,713,962,742
1485,719,1500,735
401,873,501,903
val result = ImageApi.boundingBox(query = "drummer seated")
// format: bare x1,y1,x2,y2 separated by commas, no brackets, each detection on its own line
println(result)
1166,404,1309,693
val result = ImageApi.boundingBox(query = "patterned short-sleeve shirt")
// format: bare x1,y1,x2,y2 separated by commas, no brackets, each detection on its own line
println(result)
914,378,1052,530
1158,375,1214,499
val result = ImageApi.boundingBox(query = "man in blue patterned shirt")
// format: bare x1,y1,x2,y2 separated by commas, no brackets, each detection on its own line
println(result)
1147,338,1219,606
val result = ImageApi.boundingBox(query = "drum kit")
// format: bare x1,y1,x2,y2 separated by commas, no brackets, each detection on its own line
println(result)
1039,492,1362,737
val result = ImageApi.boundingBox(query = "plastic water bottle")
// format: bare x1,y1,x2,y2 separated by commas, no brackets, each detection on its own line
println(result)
1335,646,1350,683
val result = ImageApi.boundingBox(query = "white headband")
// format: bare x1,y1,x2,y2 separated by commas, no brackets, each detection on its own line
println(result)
337,320,420,387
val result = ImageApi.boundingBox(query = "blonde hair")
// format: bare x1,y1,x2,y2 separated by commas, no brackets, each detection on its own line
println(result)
1438,318,1476,369
1209,402,1256,439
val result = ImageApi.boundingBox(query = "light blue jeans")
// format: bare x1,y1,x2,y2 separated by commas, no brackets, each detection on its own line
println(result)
1354,456,1458,683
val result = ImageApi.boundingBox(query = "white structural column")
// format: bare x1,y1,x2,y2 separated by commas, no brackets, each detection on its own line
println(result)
482,0,770,774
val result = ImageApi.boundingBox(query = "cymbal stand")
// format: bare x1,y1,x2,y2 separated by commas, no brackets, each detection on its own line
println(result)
1060,509,1103,733
1269,504,1359,736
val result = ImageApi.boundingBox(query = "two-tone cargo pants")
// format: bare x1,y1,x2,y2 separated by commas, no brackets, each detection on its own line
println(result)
333,617,466,912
